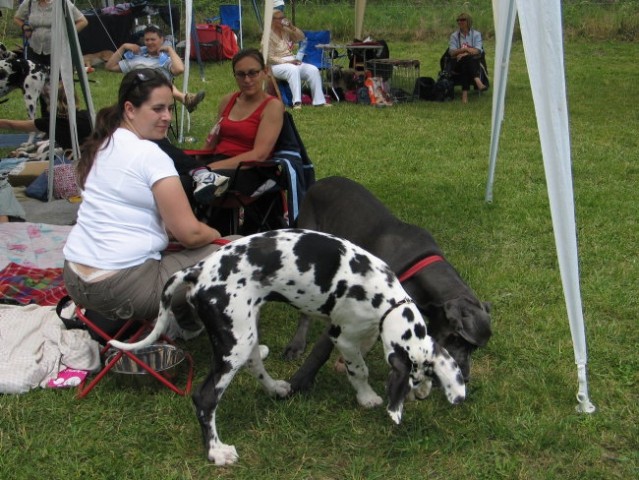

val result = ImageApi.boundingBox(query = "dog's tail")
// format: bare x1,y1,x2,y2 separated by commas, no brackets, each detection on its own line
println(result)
108,267,196,351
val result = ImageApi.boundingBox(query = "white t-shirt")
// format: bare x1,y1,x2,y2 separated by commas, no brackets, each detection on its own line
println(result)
64,128,178,270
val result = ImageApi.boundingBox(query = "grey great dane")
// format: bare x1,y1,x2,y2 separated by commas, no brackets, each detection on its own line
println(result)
285,176,492,391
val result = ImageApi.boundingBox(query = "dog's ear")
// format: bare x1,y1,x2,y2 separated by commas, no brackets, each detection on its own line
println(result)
386,349,412,425
443,298,492,347
432,343,466,405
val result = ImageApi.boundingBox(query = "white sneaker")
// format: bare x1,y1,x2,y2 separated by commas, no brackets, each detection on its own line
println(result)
193,169,230,203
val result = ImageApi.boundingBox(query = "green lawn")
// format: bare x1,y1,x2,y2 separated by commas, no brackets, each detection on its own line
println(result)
0,25,637,480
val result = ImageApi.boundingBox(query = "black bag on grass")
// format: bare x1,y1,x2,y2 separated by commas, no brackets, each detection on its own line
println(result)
414,76,436,101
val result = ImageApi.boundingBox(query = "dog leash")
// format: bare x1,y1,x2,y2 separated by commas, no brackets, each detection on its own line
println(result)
398,255,445,283
165,237,233,252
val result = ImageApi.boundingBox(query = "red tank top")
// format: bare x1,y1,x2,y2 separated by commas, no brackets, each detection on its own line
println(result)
213,92,276,158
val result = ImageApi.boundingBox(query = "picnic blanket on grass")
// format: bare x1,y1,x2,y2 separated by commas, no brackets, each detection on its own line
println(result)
0,222,71,270
0,223,70,305
0,262,67,306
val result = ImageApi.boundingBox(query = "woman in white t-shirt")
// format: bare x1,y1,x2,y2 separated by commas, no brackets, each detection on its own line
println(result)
63,69,228,327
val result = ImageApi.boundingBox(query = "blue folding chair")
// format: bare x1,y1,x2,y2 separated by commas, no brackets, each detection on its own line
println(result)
207,4,243,48
301,30,331,69
220,5,241,31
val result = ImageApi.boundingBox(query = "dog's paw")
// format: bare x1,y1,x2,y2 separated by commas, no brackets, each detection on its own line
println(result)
271,380,291,398
282,341,305,360
208,443,238,466
387,407,403,425
357,391,383,408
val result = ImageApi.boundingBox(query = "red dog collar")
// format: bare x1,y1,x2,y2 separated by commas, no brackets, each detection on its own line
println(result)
398,255,445,282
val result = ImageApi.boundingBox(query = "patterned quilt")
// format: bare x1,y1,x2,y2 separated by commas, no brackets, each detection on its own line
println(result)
0,223,71,305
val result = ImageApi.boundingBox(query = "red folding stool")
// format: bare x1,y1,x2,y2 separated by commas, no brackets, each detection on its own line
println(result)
75,306,194,399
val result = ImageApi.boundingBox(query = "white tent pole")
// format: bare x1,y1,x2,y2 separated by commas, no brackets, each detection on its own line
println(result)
261,0,274,60
179,0,193,142
239,0,243,49
485,0,517,203
516,0,594,413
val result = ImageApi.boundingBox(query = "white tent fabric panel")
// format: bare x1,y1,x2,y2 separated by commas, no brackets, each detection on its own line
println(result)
48,0,96,201
486,0,517,203
487,0,595,413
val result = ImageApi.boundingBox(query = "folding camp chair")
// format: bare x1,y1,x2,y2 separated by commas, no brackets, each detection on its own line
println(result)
439,48,490,94
73,306,194,398
205,4,243,49
301,30,331,69
187,111,315,235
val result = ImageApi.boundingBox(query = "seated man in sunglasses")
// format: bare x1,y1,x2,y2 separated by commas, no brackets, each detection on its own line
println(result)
106,25,205,113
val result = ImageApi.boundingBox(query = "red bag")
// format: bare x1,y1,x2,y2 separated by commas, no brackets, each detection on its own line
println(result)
190,24,239,61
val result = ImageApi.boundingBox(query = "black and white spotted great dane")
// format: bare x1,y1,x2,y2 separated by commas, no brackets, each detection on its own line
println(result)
0,43,49,144
111,229,465,466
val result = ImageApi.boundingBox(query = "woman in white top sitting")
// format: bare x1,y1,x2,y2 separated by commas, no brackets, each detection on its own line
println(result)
63,69,228,328
268,9,330,109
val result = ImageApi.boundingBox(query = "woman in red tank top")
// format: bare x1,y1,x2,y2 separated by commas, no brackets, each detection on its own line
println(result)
198,48,285,235
204,49,284,170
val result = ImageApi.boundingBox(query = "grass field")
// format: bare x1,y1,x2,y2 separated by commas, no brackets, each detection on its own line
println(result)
1,2,638,479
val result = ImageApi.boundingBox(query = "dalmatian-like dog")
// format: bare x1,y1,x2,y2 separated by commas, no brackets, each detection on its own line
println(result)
111,229,465,466
0,43,49,144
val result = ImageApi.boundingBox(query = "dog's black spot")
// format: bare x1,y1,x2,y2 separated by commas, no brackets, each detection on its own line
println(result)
349,252,372,276
318,293,336,315
296,289,306,295
401,306,415,323
413,322,427,339
293,231,343,293
371,293,384,309
245,236,283,283
287,280,295,286
346,284,367,301
383,266,395,286
218,254,240,281
334,279,347,298
328,323,341,339
192,285,235,360
401,329,412,341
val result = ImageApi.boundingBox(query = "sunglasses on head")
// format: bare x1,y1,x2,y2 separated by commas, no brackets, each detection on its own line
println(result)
457,18,468,22
234,69,262,79
122,71,154,101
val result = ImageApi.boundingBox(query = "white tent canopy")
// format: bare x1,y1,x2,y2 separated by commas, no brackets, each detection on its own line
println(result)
487,0,594,413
